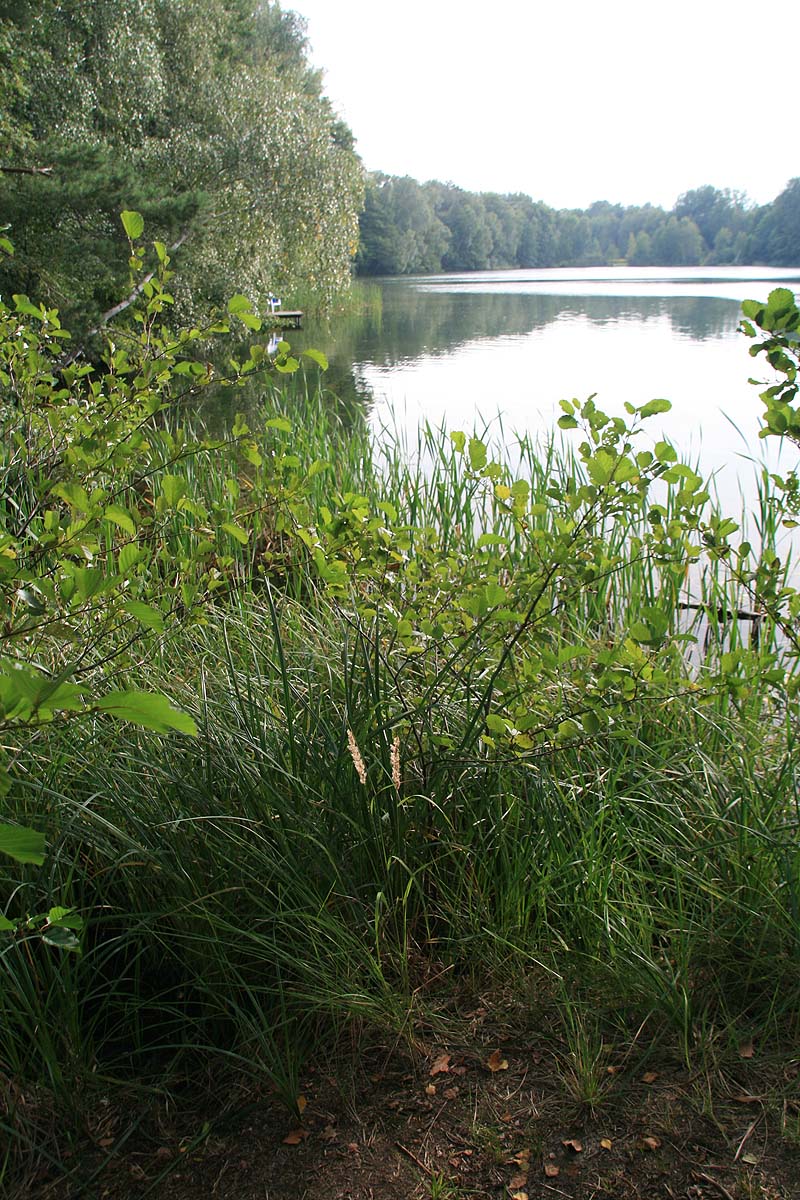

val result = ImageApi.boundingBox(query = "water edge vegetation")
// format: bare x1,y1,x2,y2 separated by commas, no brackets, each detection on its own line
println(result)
1,219,800,1194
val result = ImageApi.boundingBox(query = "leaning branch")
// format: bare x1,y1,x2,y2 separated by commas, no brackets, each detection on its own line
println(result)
0,165,54,176
57,227,192,368
92,228,191,331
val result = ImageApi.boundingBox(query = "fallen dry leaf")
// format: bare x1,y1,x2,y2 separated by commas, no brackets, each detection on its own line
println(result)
443,1086,459,1100
425,1084,436,1096
509,1170,529,1189
450,1064,467,1076
733,1093,761,1104
738,1038,755,1059
642,1136,661,1151
500,1110,512,1123
600,1138,613,1150
511,1193,529,1200
486,1049,509,1072
429,1053,451,1076
641,1071,659,1084
321,1125,337,1142
512,1149,531,1166
296,1094,307,1115
282,1128,307,1146
544,1162,560,1177
562,1138,583,1153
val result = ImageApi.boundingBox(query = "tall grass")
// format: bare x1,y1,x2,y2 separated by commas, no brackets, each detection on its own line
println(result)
2,375,798,1192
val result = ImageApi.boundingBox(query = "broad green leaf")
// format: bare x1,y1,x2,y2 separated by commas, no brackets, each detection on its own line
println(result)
13,293,44,318
0,823,46,865
630,605,669,645
122,600,165,631
741,299,763,321
161,475,187,506
41,926,81,952
118,544,144,573
586,449,616,485
121,210,144,239
51,481,90,510
47,906,83,929
35,678,86,711
468,438,487,471
95,691,197,735
239,312,262,331
582,711,601,735
266,417,292,433
103,504,137,536
227,294,252,314
764,288,796,319
557,719,580,741
302,348,328,370
0,668,84,716
73,567,112,601
221,522,250,545
639,398,671,418
484,582,507,606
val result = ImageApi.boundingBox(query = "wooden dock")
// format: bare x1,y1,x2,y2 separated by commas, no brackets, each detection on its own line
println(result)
268,309,303,329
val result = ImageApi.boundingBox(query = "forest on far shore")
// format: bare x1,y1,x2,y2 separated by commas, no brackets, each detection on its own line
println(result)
356,173,800,275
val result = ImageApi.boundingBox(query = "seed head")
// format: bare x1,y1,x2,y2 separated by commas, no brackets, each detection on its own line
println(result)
347,728,367,786
391,734,401,793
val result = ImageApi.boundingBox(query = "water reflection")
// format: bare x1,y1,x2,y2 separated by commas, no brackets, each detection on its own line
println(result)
204,268,800,519
301,287,745,378
293,271,794,426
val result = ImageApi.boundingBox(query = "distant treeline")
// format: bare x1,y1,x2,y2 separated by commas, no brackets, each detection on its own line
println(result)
355,175,800,274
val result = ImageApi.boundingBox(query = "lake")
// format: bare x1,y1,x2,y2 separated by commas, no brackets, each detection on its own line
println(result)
300,266,800,519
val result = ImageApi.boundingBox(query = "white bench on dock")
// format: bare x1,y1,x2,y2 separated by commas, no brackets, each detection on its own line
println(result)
266,294,303,328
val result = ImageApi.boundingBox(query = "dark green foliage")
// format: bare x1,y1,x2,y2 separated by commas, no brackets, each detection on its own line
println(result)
651,215,704,265
675,184,750,249
751,178,800,267
356,173,800,274
355,174,451,274
0,1,363,331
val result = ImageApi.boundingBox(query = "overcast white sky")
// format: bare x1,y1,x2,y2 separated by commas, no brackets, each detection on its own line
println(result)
288,0,791,211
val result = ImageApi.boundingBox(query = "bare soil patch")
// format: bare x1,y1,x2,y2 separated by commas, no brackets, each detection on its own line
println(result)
23,1001,800,1200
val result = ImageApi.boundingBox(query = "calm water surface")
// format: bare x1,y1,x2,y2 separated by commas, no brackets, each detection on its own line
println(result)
303,266,800,517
